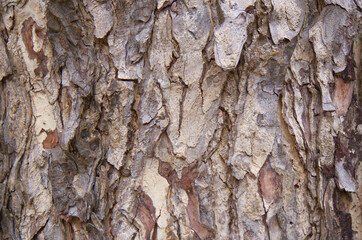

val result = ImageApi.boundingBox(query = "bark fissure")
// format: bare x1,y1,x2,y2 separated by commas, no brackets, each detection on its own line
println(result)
0,0,361,239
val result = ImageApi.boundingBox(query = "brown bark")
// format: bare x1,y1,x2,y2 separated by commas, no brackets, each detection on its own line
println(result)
0,0,361,239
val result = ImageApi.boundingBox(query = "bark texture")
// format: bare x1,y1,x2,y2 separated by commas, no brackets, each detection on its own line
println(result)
0,0,361,239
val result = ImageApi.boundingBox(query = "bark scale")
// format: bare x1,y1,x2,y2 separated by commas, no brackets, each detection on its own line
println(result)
0,0,361,239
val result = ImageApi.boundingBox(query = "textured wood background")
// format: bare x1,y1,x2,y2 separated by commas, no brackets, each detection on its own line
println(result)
0,0,361,239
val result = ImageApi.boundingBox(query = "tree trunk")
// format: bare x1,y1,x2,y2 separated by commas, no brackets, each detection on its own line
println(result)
0,0,361,239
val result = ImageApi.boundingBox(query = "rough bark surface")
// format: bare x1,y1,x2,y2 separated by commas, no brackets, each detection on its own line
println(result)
0,0,361,239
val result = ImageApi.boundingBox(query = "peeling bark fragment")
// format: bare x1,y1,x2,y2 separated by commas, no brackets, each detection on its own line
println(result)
42,129,59,149
258,160,282,205
21,17,49,77
309,5,357,112
335,161,357,192
158,161,214,239
85,0,113,39
335,56,357,82
27,213,49,239
213,1,254,69
177,162,199,190
180,164,214,240
269,0,305,44
137,190,157,240
158,160,175,184
323,178,355,239
334,136,357,192
186,186,214,240
332,77,354,116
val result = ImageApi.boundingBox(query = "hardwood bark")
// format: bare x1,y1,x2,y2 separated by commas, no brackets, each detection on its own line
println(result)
0,0,361,239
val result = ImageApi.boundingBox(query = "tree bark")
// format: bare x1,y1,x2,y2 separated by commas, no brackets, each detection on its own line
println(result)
0,0,361,239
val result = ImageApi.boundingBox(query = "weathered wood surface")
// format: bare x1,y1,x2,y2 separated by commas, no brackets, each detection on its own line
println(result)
0,0,361,239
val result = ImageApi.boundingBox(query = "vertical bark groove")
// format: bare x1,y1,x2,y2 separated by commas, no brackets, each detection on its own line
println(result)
0,0,361,239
